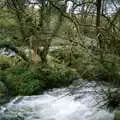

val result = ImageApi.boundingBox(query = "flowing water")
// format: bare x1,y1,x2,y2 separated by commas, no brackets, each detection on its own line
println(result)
0,80,115,120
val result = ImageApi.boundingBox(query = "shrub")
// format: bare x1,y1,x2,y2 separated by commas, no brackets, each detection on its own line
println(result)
4,63,78,95
33,63,78,88
51,47,120,85
5,66,44,95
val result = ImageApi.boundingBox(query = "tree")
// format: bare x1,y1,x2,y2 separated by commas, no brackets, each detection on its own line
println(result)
3,0,63,64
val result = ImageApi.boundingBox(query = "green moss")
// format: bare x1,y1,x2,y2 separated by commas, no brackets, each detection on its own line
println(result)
114,111,120,120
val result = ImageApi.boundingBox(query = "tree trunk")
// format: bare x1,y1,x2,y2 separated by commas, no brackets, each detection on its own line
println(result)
96,0,102,31
31,48,37,64
96,0,102,48
96,0,104,60
37,44,50,64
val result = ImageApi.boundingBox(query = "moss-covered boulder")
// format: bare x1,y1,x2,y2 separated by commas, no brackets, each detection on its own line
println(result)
114,111,120,120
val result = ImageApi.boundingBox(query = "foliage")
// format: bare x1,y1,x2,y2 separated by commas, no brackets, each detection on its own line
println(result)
72,53,120,84
50,46,120,84
114,111,120,120
0,55,23,67
34,63,77,88
0,0,120,100
2,62,77,95
5,65,42,95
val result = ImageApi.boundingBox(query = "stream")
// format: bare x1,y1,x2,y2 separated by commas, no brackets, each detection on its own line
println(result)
0,80,116,120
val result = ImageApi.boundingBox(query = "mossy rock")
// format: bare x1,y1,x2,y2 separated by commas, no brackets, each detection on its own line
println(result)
114,111,120,120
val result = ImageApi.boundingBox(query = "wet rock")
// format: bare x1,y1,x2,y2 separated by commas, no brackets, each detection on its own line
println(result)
0,115,24,120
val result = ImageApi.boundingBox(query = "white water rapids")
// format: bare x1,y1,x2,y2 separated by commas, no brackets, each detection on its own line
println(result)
0,80,114,120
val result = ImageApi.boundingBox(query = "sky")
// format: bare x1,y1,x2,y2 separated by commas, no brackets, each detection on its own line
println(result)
27,0,120,14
